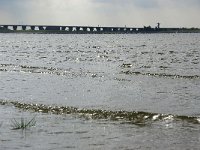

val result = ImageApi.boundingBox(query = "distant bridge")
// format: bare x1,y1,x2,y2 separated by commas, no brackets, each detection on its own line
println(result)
0,24,192,34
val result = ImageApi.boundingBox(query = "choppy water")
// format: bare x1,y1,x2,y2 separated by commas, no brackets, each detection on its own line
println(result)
0,33,200,149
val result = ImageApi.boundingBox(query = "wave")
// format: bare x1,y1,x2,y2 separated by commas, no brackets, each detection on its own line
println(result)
121,70,200,79
0,63,74,75
1,64,199,80
0,64,101,78
0,100,199,125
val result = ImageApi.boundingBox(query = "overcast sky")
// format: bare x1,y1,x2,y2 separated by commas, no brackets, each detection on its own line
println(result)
0,0,199,28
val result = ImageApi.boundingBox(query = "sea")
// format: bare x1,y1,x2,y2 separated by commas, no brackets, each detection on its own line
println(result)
0,33,200,149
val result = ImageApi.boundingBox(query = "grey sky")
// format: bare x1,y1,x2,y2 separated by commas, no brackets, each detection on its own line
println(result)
0,0,199,27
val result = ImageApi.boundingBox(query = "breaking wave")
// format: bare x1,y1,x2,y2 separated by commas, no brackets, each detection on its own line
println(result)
0,100,199,125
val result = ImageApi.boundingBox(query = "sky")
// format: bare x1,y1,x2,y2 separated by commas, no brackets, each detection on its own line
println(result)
0,0,199,28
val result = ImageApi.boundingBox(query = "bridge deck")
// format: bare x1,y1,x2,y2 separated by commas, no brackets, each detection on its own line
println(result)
0,24,198,33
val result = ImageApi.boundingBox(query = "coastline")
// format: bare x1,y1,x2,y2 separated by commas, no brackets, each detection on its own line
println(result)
1,27,200,34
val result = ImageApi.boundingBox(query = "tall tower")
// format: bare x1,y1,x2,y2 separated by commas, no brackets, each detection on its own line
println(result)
157,23,160,29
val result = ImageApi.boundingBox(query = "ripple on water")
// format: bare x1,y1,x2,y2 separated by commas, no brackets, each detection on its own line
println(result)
121,70,200,79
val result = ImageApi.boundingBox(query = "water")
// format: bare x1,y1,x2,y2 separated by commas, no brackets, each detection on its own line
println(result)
0,33,200,149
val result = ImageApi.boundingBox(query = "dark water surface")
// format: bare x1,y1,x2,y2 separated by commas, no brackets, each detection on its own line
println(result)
0,33,200,149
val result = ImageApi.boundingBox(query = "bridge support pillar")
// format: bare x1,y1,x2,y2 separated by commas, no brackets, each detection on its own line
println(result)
39,26,44,30
61,27,66,31
126,28,131,33
31,26,35,30
22,26,26,30
13,26,17,30
88,28,92,32
82,27,87,32
113,28,118,33
96,27,100,33
68,27,73,32
130,28,136,33
119,28,124,33
76,27,80,32
3,25,8,29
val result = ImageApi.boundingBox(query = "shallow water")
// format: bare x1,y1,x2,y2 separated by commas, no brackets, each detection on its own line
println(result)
0,33,200,149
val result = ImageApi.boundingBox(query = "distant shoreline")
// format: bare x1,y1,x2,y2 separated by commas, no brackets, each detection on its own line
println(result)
0,27,200,34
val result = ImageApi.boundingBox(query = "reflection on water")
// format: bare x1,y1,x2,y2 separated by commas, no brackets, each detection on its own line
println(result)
0,33,200,149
